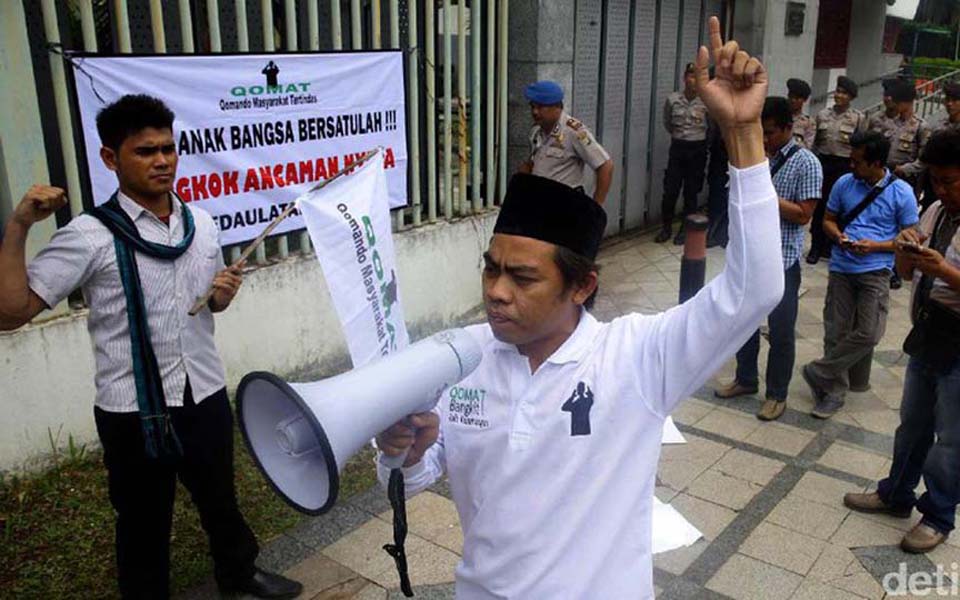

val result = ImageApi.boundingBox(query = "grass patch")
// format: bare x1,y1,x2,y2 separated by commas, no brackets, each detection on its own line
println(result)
1,431,378,599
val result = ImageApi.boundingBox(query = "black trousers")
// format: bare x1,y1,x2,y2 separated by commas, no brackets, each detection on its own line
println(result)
811,154,850,259
94,384,258,599
662,139,708,226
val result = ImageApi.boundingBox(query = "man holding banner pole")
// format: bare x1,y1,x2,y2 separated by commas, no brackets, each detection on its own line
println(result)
376,18,783,599
0,95,301,599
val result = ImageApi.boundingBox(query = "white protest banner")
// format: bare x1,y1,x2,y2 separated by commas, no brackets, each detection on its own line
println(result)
297,152,409,367
71,51,407,245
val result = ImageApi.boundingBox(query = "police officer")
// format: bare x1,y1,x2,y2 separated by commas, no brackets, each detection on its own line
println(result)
658,63,710,244
787,78,815,149
889,81,929,183
810,75,866,264
518,81,614,204
907,82,960,213
865,79,902,140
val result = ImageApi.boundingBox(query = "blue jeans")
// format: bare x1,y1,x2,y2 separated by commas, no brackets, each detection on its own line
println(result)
877,356,960,533
735,261,801,400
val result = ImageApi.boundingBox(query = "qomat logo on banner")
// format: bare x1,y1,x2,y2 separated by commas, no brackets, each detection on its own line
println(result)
70,51,408,245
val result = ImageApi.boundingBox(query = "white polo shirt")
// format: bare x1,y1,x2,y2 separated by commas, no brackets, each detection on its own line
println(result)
378,162,783,599
26,191,227,412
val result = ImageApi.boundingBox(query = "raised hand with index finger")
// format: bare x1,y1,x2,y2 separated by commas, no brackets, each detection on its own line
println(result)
694,16,767,168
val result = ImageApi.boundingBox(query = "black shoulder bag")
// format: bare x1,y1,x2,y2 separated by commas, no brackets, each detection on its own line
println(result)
837,174,897,233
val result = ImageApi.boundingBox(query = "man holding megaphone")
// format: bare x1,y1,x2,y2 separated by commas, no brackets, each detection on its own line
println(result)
376,18,783,599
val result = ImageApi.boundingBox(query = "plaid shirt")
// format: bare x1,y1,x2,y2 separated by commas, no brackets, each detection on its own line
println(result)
770,139,823,269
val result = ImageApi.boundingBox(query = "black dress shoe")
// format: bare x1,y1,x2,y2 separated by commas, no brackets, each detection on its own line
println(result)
890,272,903,290
221,568,303,599
654,227,672,243
805,253,819,265
673,227,686,246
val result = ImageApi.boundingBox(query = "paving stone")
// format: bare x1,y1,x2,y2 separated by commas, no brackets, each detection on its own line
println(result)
790,579,865,600
686,468,763,511
283,553,363,598
766,492,848,541
289,503,373,550
657,434,731,490
257,534,315,573
653,538,709,575
817,441,890,481
669,493,737,541
808,543,886,599
671,398,716,426
712,448,786,486
852,545,940,592
351,584,388,600
705,553,803,600
847,409,901,436
694,407,763,442
738,521,827,575
377,491,463,555
829,513,905,548
387,583,456,599
742,421,815,457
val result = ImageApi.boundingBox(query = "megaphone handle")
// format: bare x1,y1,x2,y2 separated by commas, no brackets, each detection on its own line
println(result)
379,448,410,471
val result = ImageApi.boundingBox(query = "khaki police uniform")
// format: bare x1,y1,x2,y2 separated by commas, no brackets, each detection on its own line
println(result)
792,113,816,150
865,111,901,141
887,115,929,177
528,113,610,191
661,92,709,229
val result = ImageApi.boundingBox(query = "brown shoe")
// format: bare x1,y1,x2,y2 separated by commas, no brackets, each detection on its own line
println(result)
901,522,949,554
714,380,758,399
756,399,786,421
843,491,912,518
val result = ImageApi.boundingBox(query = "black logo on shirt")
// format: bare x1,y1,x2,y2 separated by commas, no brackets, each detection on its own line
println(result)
562,382,594,436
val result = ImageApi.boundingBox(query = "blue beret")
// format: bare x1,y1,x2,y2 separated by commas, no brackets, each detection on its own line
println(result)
524,81,564,105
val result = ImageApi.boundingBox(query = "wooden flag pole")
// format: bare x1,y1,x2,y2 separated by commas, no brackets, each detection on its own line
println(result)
188,148,381,316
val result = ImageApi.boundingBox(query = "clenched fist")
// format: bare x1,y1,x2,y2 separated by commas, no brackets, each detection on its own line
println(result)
14,185,67,227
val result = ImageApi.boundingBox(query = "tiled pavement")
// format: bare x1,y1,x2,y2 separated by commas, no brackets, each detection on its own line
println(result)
182,228,960,599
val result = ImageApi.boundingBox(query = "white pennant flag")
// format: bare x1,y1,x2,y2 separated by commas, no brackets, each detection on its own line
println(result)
297,151,409,367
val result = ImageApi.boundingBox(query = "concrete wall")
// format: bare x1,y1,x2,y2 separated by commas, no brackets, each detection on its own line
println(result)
0,213,497,474
732,0,819,98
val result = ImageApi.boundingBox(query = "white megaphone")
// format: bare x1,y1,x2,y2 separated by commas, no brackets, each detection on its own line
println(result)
236,328,483,515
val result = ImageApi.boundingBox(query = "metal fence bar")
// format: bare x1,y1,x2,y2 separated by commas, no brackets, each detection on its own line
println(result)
425,2,437,222
485,0,495,209
235,0,248,50
274,0,298,260
253,0,272,264
389,0,404,231
443,0,453,218
207,0,222,53
407,0,421,227
179,0,196,52
307,0,320,50
114,0,132,52
497,0,507,203
351,0,362,50
228,0,247,264
372,0,382,49
471,0,481,213
79,0,98,51
150,0,166,52
457,1,467,215
40,0,84,218
331,0,343,50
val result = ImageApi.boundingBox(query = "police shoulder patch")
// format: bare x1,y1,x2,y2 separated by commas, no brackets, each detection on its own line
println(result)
566,117,583,131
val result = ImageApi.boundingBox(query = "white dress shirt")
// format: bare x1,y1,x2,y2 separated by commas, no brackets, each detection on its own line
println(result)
27,191,227,412
378,162,784,599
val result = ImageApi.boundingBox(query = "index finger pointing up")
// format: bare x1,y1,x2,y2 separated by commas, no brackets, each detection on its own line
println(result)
708,16,723,63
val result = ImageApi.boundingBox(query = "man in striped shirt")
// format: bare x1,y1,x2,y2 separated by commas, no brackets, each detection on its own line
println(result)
0,96,300,599
715,97,822,421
